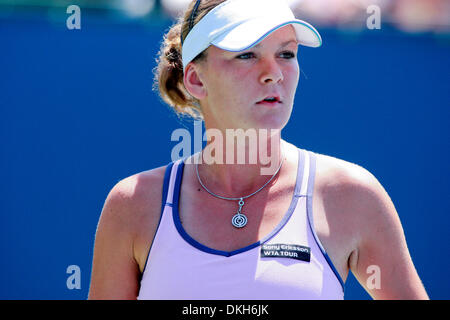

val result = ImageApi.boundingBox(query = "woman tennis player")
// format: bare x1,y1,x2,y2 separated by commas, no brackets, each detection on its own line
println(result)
88,0,429,299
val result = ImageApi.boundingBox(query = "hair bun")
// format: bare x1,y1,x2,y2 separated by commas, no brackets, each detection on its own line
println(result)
166,47,182,66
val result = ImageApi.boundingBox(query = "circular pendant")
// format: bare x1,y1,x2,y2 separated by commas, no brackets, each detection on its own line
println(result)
231,213,248,228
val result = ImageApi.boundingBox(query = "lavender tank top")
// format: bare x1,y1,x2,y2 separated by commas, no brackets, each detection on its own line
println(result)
137,148,345,299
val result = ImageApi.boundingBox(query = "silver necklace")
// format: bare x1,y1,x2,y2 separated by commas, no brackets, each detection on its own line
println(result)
195,152,285,228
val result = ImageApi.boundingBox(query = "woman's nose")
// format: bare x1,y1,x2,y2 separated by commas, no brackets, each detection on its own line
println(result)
259,58,283,84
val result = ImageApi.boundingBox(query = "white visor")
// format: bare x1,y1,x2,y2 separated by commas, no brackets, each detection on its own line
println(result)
181,0,322,71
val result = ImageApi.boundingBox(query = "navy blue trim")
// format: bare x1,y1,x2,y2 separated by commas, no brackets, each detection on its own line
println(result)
172,149,304,257
305,151,345,293
141,161,175,274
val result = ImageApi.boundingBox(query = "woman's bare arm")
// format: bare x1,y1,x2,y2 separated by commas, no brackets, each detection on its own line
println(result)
88,178,142,299
88,168,165,300
343,166,429,299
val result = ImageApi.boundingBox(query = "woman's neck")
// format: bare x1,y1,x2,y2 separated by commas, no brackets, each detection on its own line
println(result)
193,129,285,197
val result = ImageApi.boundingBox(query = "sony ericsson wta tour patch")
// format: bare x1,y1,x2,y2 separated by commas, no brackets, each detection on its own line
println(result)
260,243,311,262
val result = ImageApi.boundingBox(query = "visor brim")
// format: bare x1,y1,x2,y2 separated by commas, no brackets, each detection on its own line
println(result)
211,19,322,52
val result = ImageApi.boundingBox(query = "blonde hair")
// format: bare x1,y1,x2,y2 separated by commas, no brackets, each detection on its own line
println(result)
154,0,227,120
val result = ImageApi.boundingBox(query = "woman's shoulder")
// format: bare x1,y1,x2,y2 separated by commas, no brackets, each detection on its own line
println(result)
312,149,397,235
312,151,376,190
290,143,379,192
311,149,393,223
111,165,168,198
100,164,170,235
106,164,169,215
98,164,172,271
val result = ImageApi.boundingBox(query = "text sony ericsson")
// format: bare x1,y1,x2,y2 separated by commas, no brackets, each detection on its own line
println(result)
262,244,309,252
260,243,311,262
182,304,269,317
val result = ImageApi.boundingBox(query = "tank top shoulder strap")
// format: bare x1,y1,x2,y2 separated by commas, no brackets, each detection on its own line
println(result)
140,159,178,274
294,147,308,197
304,150,346,291
162,158,184,207
305,150,316,197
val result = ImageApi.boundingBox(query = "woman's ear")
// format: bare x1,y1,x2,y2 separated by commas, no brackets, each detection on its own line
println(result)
183,63,207,100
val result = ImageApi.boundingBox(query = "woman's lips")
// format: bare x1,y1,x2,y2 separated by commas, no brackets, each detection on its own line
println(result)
256,101,281,106
256,99,282,107
256,95,282,106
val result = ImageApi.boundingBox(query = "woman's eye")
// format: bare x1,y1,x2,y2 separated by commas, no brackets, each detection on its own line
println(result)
236,52,255,59
280,51,296,59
